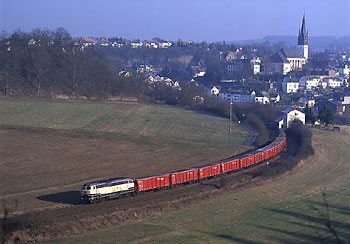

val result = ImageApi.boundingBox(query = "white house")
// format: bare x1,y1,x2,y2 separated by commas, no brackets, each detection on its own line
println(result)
274,116,284,129
250,59,261,75
219,92,232,102
146,42,158,48
270,93,280,103
299,76,321,90
341,65,350,77
299,96,315,107
283,77,300,93
231,91,256,103
324,77,344,88
159,42,172,48
278,108,306,130
254,92,270,104
194,70,206,77
210,86,220,96
131,41,143,48
342,95,350,105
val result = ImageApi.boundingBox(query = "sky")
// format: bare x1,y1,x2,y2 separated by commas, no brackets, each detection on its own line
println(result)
1,0,350,42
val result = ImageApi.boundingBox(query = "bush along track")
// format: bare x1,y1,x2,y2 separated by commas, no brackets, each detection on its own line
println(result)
258,120,314,178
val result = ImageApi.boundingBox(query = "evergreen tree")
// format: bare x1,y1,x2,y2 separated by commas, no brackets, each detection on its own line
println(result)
304,104,315,123
318,104,334,125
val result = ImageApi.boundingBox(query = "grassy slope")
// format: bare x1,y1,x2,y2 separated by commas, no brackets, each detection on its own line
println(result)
0,98,246,147
0,98,248,214
48,129,350,244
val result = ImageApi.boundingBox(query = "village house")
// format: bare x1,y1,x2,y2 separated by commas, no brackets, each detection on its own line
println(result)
275,107,305,130
131,41,143,48
145,42,158,48
209,86,220,96
81,37,97,48
341,64,350,77
324,77,344,89
250,58,261,75
158,41,172,48
254,92,270,104
108,39,124,47
230,90,256,103
283,77,300,93
298,96,315,108
299,76,322,90
270,93,280,103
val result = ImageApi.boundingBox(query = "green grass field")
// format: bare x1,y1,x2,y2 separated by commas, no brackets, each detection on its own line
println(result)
0,98,247,147
0,98,249,215
47,129,350,244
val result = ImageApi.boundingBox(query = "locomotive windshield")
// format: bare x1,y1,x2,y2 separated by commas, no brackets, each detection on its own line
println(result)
81,184,90,191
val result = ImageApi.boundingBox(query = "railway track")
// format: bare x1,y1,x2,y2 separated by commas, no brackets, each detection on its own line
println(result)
4,131,300,242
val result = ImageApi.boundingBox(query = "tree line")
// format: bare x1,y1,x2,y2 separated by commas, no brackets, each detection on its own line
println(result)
0,28,147,99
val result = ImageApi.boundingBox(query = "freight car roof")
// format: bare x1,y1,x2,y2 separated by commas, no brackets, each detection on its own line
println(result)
272,137,285,143
192,162,222,169
170,168,198,173
135,173,171,180
257,144,276,152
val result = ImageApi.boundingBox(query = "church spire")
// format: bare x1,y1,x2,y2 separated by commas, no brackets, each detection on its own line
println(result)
298,13,308,45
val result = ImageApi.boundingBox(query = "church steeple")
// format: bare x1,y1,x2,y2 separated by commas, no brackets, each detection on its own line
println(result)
298,13,308,45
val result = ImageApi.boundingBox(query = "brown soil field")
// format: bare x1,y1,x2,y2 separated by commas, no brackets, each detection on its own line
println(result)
1,130,294,243
0,125,247,216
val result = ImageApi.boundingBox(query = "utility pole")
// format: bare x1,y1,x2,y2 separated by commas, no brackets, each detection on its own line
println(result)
229,101,232,132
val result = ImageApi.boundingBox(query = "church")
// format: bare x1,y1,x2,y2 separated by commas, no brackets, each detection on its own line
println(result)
266,14,309,75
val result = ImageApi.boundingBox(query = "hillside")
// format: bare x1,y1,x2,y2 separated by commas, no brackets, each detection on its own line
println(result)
48,129,350,244
0,98,249,216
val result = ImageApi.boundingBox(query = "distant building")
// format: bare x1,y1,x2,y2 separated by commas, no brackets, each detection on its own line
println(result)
265,14,308,75
275,108,305,130
341,65,350,78
328,68,340,78
230,90,256,103
270,93,280,103
250,59,261,74
265,49,292,75
299,76,322,90
209,86,220,96
131,41,143,48
283,77,300,93
225,51,238,61
324,77,344,89
254,91,270,104
299,96,315,108
159,41,172,48
326,100,346,115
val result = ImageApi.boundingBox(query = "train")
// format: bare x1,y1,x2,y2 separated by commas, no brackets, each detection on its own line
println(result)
80,130,287,203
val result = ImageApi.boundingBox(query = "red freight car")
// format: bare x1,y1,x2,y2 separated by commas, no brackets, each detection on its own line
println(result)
220,158,240,173
134,173,170,192
263,144,276,159
198,163,222,179
171,168,199,185
239,154,255,168
254,151,263,164
257,144,272,160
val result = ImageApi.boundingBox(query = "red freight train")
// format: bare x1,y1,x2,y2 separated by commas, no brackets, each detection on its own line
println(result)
81,130,287,203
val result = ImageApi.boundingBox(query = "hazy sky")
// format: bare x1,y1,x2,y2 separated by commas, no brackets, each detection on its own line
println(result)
1,0,349,42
